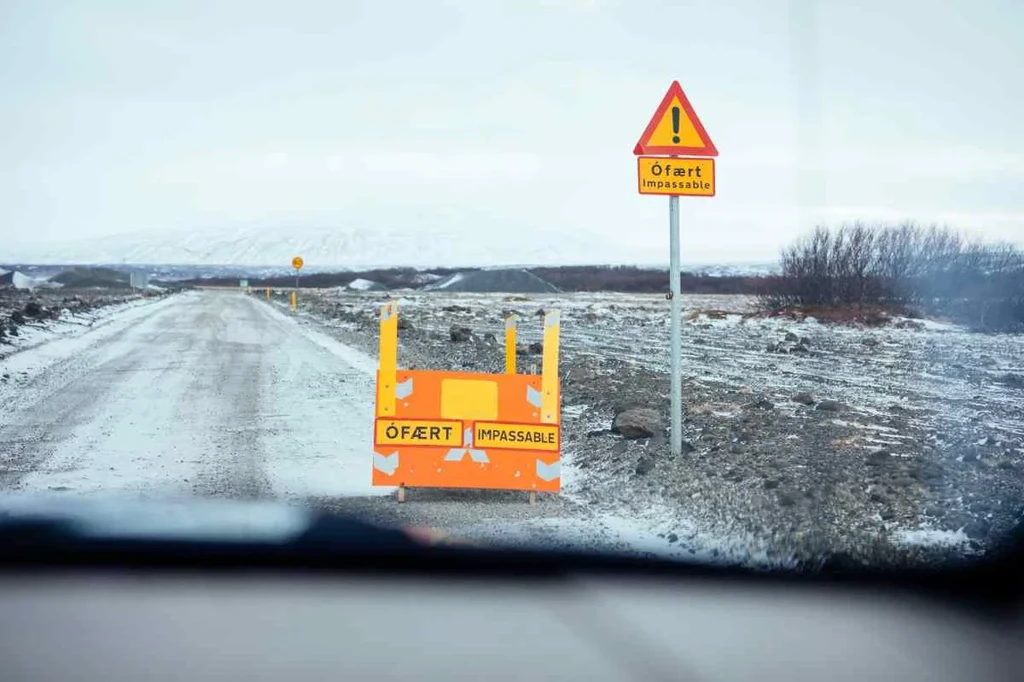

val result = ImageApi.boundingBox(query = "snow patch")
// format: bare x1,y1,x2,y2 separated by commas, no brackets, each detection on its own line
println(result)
12,271,61,290
893,528,971,548
347,278,379,291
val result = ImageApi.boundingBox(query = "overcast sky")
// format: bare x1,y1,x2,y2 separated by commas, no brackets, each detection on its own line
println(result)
2,0,1022,264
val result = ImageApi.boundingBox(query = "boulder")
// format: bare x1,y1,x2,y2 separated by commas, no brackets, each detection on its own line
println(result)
792,392,816,405
449,325,473,343
612,406,662,440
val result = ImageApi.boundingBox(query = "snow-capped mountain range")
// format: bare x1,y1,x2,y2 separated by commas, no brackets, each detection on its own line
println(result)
4,226,778,277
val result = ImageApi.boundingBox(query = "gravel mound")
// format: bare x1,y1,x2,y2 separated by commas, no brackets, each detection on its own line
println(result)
427,268,560,294
51,267,130,289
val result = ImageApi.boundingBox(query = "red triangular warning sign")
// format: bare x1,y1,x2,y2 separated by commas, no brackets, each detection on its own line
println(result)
633,81,718,157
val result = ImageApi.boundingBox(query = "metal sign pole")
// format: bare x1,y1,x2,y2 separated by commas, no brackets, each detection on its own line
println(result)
668,195,682,456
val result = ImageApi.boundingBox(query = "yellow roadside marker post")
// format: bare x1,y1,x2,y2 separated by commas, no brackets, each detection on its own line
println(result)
504,314,517,375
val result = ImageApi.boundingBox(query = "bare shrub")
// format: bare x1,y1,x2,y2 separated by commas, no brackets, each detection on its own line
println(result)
763,222,1024,332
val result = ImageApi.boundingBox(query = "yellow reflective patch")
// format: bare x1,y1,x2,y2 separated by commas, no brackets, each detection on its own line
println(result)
440,379,498,420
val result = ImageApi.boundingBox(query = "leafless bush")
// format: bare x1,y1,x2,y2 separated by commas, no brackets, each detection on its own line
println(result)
763,222,1024,331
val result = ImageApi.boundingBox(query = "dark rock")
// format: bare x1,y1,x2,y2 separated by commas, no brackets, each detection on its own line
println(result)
10,310,25,325
861,337,880,347
791,392,815,405
744,398,774,410
869,491,886,503
880,509,895,521
528,341,543,355
911,463,945,482
441,305,471,313
815,399,845,412
963,519,991,540
866,449,890,466
778,493,797,507
963,452,978,463
679,440,696,454
449,325,473,343
784,331,799,342
8,325,18,336
998,373,1024,389
763,479,780,490
667,532,679,543
612,406,662,440
635,457,656,476
397,317,414,331
23,301,44,318
482,332,497,345
585,429,609,438
997,460,1016,470
979,355,997,367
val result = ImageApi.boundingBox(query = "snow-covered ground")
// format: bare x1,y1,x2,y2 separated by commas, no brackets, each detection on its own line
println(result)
277,288,1024,566
0,295,166,361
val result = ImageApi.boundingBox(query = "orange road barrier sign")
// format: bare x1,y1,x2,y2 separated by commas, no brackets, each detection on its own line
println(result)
372,302,561,493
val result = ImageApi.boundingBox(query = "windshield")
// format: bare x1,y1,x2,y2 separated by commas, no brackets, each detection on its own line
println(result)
0,0,1021,571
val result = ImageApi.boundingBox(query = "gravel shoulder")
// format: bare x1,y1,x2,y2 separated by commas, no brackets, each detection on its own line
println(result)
268,288,1024,568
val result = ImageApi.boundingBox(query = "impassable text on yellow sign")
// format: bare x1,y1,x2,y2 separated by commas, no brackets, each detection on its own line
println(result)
637,157,715,197
375,419,463,446
473,422,559,451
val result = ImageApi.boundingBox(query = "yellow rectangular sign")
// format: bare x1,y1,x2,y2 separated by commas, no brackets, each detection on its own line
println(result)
375,419,463,447
637,157,715,197
473,422,560,451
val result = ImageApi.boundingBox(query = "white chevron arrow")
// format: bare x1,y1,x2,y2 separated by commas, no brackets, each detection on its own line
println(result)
443,428,490,463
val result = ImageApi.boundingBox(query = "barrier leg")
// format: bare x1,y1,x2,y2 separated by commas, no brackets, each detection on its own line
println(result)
378,301,399,417
541,310,560,424
504,314,517,375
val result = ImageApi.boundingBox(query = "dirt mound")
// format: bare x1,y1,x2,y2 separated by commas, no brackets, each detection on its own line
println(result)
427,268,560,294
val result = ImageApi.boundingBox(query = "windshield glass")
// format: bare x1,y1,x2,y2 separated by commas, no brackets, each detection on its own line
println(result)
1,0,1021,570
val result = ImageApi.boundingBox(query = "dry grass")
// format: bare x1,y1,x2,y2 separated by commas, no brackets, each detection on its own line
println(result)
748,304,918,328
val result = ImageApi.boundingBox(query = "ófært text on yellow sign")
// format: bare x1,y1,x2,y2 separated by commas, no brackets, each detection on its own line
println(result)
637,157,715,197
375,419,464,447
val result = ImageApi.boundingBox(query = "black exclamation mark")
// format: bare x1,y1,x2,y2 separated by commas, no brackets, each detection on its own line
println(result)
671,106,681,144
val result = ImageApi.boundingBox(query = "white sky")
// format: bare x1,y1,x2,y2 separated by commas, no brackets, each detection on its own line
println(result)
2,0,1022,264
